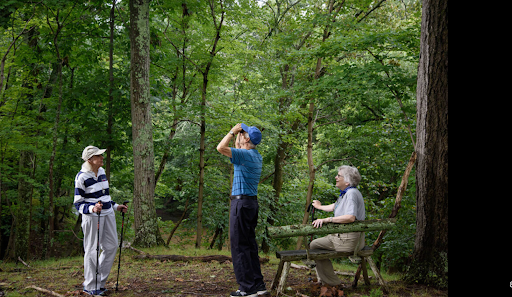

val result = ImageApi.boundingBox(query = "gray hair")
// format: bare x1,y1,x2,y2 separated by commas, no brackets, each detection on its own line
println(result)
242,132,257,149
338,165,361,187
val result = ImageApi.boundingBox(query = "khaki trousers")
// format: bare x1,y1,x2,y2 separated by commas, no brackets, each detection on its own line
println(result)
309,232,365,286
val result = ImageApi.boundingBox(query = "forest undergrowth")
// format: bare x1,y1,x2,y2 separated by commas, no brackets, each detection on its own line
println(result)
1,229,447,297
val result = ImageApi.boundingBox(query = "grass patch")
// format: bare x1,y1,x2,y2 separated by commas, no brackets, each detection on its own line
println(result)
1,244,446,297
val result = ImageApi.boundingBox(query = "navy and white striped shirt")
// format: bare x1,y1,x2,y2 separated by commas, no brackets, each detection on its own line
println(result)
230,148,262,196
74,165,117,216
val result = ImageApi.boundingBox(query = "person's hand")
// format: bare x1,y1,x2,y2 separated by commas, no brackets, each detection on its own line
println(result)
117,204,128,213
93,201,103,213
231,123,243,134
312,218,326,228
312,200,322,209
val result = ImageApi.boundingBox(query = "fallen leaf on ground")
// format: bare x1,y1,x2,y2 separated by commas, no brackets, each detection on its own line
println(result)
320,286,332,297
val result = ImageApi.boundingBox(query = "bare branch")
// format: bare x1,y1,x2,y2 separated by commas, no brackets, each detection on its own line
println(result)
357,0,387,23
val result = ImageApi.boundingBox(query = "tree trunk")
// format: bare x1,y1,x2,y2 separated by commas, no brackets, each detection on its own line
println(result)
165,197,189,246
295,1,344,249
195,74,207,249
47,58,63,257
130,0,164,248
268,218,396,239
8,25,40,260
296,101,316,250
261,64,296,253
195,1,224,249
408,0,448,288
106,0,116,181
14,150,33,261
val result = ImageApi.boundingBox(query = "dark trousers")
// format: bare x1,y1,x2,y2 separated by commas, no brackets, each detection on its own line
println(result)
230,198,265,292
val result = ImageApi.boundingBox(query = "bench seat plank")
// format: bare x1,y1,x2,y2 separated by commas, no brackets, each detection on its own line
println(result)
276,246,373,262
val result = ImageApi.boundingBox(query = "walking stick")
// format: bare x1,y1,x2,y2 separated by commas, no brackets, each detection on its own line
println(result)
96,202,102,292
115,200,129,292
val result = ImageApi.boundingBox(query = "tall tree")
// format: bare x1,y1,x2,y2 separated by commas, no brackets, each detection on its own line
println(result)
105,0,116,181
259,0,309,254
298,0,344,250
46,1,78,255
408,0,448,288
13,151,33,261
195,0,225,249
129,0,164,247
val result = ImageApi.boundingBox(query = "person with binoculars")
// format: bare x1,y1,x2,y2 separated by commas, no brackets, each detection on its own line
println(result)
217,123,269,297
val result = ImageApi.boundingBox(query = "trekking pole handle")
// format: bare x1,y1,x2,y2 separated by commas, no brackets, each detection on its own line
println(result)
96,201,103,215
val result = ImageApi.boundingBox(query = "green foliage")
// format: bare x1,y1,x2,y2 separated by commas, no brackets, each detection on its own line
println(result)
0,0,422,274
363,288,384,297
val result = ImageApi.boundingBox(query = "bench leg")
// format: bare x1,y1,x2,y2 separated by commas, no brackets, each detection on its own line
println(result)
277,261,291,295
366,256,389,294
351,264,361,288
270,260,285,291
361,257,371,285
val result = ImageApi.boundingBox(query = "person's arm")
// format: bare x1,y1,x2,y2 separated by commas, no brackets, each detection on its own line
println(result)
312,200,335,212
217,132,234,158
216,123,243,158
74,174,95,214
312,214,356,228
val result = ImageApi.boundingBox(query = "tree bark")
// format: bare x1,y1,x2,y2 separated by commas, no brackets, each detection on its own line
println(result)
296,101,316,251
106,0,116,181
14,150,33,261
196,79,206,248
195,0,224,249
47,60,63,255
408,0,448,288
130,0,164,247
267,218,396,238
296,0,344,249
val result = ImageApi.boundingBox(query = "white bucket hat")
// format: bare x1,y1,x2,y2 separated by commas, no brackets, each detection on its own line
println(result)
82,146,106,161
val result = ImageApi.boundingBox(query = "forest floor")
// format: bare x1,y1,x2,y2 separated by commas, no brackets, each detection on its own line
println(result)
0,244,447,297
1,225,447,297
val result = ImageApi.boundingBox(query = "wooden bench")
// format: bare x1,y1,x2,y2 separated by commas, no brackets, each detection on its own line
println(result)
267,218,396,295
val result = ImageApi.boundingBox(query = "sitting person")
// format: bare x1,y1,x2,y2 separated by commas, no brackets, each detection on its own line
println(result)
310,165,365,286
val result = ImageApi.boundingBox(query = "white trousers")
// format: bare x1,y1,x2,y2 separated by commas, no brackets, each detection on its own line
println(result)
82,211,118,291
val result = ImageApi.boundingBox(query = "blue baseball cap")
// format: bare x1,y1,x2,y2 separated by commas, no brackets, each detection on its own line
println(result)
241,123,262,145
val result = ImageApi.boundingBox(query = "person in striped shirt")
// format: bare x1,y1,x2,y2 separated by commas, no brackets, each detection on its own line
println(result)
74,146,127,296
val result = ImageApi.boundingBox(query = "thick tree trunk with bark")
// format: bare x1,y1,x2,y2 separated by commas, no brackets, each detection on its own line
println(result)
408,0,448,288
130,0,164,247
